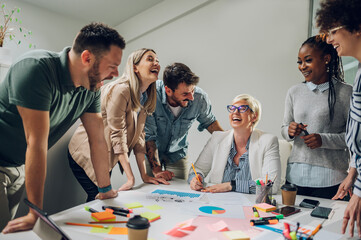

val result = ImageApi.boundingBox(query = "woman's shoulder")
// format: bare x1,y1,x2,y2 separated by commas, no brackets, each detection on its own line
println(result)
101,78,131,98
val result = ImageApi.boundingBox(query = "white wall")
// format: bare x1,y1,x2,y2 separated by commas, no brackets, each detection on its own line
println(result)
111,0,310,188
6,0,310,217
2,0,91,217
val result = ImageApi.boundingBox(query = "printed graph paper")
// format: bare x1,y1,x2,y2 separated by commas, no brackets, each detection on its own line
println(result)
147,188,205,202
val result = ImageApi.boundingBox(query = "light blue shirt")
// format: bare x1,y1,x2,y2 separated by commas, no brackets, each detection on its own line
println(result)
287,79,347,187
222,137,256,193
145,80,216,163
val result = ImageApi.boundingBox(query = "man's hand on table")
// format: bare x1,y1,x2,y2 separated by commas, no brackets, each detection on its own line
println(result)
2,212,37,234
95,189,118,200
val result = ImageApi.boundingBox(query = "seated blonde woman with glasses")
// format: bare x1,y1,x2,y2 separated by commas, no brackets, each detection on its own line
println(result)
188,94,281,194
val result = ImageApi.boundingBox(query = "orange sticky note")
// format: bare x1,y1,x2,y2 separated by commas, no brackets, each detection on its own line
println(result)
253,203,276,212
91,211,116,222
108,227,128,235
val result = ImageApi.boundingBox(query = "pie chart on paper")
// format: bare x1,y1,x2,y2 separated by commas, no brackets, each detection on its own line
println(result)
199,206,226,215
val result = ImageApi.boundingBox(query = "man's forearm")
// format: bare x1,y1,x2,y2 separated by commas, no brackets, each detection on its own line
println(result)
207,120,223,133
145,141,161,170
25,145,47,211
90,142,111,187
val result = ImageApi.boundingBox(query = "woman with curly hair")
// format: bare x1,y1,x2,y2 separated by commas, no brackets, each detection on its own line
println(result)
316,0,361,237
281,35,351,199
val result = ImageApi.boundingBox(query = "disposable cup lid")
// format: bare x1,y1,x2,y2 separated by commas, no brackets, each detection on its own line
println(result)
281,184,297,191
126,215,150,229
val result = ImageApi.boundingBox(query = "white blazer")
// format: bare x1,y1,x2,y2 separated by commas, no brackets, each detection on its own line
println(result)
191,129,281,193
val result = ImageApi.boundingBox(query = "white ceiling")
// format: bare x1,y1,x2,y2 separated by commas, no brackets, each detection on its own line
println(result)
17,0,164,26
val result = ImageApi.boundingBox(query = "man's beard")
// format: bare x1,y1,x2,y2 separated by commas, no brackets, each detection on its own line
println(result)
169,95,190,108
88,60,101,92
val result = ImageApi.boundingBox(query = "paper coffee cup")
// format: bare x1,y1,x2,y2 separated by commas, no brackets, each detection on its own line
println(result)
127,215,150,240
281,184,297,205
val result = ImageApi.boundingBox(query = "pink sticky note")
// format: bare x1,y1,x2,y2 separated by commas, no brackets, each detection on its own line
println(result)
208,220,229,232
164,227,189,237
177,218,197,231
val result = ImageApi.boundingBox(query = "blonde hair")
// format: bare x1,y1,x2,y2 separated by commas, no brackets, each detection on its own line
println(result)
120,48,157,114
232,94,262,128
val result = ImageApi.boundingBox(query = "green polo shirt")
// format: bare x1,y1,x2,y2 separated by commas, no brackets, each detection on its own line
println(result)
0,47,100,167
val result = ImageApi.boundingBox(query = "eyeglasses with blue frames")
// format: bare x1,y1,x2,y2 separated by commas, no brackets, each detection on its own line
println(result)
227,105,253,113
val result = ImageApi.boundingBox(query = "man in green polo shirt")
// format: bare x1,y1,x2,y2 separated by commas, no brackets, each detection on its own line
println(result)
0,22,126,233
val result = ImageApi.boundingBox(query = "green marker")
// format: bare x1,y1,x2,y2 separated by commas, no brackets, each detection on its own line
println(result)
84,206,98,213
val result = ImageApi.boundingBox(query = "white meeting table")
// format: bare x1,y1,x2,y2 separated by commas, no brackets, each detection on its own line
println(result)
0,178,358,240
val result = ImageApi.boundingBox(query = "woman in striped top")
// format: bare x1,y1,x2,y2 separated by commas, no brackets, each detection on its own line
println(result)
316,0,361,237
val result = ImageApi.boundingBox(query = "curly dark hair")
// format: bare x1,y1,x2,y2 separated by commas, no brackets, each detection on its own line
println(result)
316,0,361,33
73,22,126,58
163,63,199,91
301,35,344,121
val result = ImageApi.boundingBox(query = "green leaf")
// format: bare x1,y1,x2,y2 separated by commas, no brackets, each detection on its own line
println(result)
19,27,22,32
17,8,20,13
9,35,13,40
29,43,32,48
15,18,18,22
18,40,21,45
28,31,32,35
1,4,5,9
19,20,22,24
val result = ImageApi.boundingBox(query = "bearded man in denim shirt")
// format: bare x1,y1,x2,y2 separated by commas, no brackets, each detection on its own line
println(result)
145,63,223,181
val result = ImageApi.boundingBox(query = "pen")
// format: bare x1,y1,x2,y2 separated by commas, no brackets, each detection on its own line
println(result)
191,163,201,184
105,208,130,217
66,222,107,228
259,180,265,186
256,179,261,185
250,219,278,226
84,206,98,213
265,173,268,185
283,222,291,239
252,207,259,217
259,214,284,220
88,221,127,224
300,122,309,135
102,206,133,213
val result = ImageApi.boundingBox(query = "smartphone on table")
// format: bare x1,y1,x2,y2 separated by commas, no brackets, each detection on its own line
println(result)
299,198,320,209
272,206,301,217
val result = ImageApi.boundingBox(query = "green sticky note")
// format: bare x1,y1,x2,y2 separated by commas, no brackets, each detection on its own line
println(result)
125,202,143,209
90,226,113,233
141,212,160,222
223,230,250,240
145,204,163,211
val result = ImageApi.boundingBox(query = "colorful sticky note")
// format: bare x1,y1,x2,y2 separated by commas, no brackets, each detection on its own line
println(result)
124,202,143,209
90,226,112,233
253,203,276,212
177,218,197,231
91,211,116,221
108,227,128,235
145,204,164,211
208,220,229,232
164,227,189,237
141,212,161,222
223,230,250,240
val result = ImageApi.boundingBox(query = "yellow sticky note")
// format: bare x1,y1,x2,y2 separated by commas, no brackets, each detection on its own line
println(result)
141,212,160,222
223,230,250,240
125,202,143,209
145,204,164,211
108,227,128,235
90,226,112,233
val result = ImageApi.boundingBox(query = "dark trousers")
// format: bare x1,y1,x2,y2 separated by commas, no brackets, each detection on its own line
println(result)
286,180,342,199
68,151,100,202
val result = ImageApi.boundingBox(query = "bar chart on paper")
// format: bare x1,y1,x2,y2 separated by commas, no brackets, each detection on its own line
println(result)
147,188,205,202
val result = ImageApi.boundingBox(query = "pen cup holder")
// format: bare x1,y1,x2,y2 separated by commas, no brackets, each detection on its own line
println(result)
255,185,272,204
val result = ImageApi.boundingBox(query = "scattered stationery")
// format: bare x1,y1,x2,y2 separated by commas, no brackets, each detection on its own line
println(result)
145,204,164,211
147,188,205,202
91,211,116,222
208,220,229,232
108,227,128,235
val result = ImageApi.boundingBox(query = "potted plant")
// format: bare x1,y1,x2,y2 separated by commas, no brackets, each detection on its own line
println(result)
0,2,34,65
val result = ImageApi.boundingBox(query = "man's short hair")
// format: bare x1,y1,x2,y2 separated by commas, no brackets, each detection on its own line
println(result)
72,22,126,58
163,63,199,91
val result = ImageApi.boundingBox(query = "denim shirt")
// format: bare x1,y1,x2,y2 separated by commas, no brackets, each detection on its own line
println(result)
145,80,216,163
